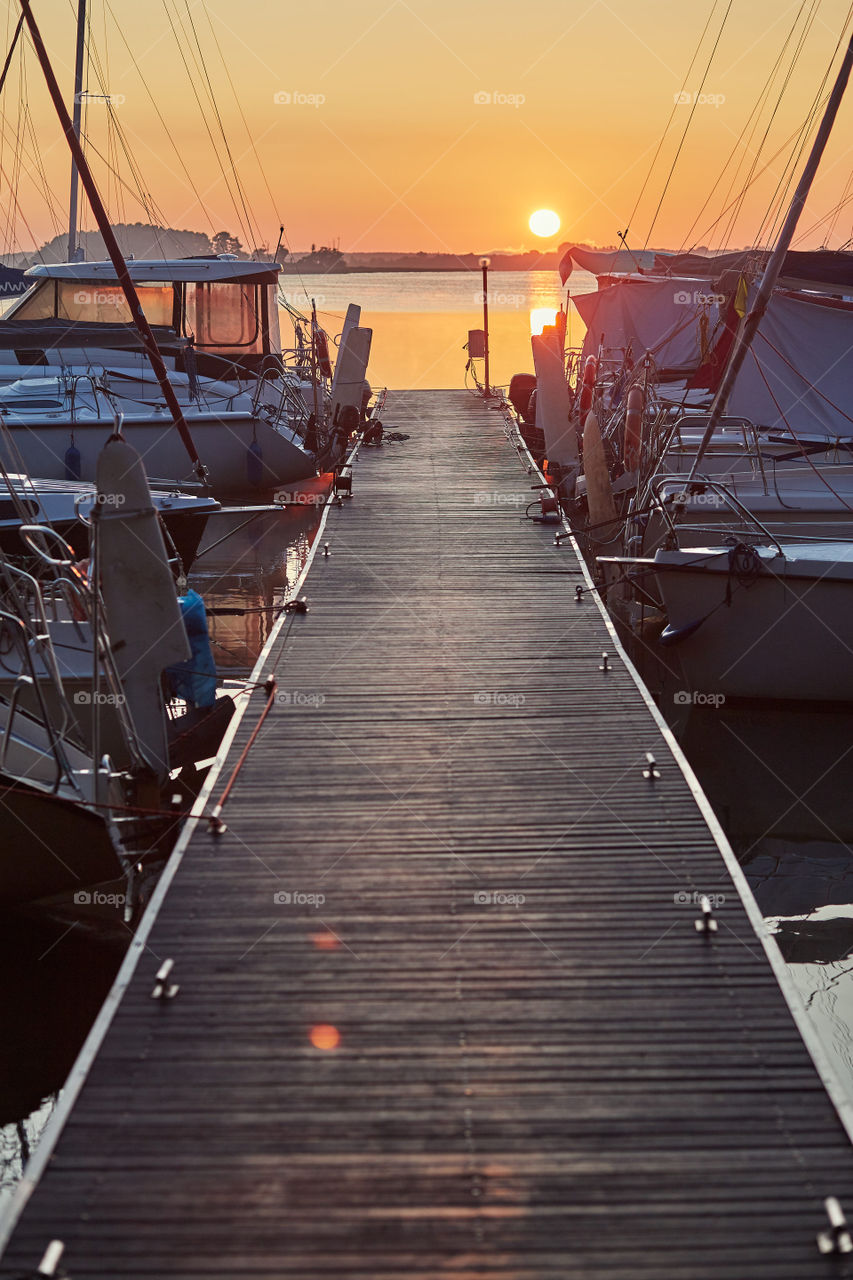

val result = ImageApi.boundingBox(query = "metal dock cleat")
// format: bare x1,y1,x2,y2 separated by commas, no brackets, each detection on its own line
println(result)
150,958,179,1001
817,1196,852,1254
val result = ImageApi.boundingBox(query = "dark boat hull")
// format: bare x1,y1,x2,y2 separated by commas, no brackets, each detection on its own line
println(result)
0,775,125,907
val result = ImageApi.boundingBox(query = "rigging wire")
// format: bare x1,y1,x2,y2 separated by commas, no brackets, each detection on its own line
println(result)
199,3,282,250
179,0,262,250
622,0,723,243
708,0,821,253
101,0,218,234
160,0,256,252
642,0,735,249
757,7,853,248
676,2,815,254
822,165,853,243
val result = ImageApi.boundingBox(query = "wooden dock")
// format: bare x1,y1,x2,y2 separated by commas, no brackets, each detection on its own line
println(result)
3,389,853,1279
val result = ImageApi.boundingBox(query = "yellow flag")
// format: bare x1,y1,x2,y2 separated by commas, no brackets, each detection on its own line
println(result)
734,276,748,317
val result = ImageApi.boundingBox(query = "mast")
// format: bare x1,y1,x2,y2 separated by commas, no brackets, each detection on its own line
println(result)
19,0,208,484
688,32,853,481
67,0,85,261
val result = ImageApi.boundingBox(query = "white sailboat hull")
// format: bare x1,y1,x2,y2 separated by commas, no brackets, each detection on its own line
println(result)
652,544,853,702
0,412,315,497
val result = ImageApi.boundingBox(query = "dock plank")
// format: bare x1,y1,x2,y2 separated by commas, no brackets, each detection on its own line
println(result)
2,390,853,1279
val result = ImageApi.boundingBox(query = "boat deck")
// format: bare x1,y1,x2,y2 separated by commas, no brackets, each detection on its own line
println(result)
3,389,853,1279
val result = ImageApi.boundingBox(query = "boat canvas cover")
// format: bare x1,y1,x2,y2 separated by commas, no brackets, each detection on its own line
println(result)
0,319,184,350
0,265,28,296
727,290,853,437
652,248,853,292
571,276,716,374
559,244,658,283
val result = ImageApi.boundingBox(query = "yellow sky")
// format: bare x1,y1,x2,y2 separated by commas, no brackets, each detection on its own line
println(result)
3,0,853,255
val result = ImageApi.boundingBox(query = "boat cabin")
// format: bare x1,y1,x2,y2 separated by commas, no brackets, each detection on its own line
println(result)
5,257,283,379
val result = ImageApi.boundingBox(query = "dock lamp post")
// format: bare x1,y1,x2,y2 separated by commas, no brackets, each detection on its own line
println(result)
480,257,491,398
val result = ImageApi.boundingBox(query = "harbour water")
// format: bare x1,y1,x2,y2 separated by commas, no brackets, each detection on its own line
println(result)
2,267,853,1213
280,267,593,391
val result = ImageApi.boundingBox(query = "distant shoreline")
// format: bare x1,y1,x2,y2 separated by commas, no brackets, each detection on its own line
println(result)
280,264,562,275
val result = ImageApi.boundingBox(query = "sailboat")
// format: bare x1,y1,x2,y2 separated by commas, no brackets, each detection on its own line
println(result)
0,428,218,906
596,30,853,704
0,0,372,498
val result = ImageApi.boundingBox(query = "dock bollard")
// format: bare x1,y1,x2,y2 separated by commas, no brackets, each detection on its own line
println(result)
818,1196,852,1254
599,652,610,672
150,958,179,1001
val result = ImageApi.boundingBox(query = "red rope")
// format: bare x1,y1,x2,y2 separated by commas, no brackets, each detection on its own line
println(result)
208,676,277,833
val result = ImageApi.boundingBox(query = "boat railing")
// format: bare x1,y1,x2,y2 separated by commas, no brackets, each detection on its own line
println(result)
647,474,785,555
0,609,81,795
16,526,151,773
251,364,312,438
642,414,771,498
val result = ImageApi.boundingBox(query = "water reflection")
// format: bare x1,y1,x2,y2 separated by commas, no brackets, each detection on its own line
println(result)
0,912,126,1212
190,500,323,674
668,700,853,1105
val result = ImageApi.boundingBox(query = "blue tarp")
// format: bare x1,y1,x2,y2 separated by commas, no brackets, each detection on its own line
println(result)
166,589,217,709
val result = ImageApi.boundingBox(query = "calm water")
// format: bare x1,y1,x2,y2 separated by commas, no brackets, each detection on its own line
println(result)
279,268,595,391
3,269,853,1218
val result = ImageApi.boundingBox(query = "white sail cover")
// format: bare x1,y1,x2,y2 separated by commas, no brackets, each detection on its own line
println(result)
727,289,853,437
571,276,719,374
561,245,659,277
531,327,578,468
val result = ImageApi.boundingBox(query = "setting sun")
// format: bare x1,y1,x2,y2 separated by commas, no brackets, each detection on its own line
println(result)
529,209,561,238
530,307,559,336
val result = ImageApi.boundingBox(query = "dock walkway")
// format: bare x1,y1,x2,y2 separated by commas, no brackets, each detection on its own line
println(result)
3,389,853,1278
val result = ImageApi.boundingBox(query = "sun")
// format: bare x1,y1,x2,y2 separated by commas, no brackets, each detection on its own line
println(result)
529,209,561,238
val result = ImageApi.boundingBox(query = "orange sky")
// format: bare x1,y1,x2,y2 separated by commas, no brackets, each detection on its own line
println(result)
2,0,853,256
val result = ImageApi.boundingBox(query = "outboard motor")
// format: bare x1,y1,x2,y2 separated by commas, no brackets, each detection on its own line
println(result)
508,373,537,423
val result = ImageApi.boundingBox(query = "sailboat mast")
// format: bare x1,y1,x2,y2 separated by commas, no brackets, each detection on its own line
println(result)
18,0,208,484
688,31,853,481
67,0,85,261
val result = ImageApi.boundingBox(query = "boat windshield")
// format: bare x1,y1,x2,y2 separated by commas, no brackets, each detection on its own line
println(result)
182,282,263,352
9,277,265,355
6,276,268,359
12,279,175,326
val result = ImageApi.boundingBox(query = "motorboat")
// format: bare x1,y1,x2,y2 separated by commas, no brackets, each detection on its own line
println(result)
0,258,372,497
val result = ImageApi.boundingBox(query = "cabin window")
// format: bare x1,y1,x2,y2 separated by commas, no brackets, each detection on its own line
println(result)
56,282,174,326
9,280,176,327
183,283,262,351
10,280,57,320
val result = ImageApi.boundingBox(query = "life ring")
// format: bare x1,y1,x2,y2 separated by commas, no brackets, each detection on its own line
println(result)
314,329,333,379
